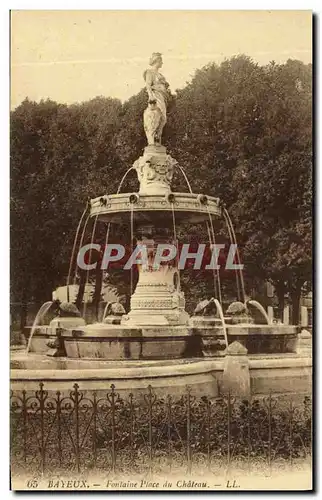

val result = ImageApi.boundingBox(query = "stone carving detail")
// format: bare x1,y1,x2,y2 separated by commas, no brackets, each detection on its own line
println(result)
226,301,254,325
46,330,67,358
53,300,81,317
134,148,176,195
131,300,173,309
201,338,226,358
136,282,168,288
194,297,217,316
225,340,248,356
103,302,126,325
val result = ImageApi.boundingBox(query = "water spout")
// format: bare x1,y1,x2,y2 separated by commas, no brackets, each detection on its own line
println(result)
171,203,181,291
224,213,241,301
206,207,222,304
174,164,193,194
103,222,111,261
26,301,53,353
73,214,91,286
83,215,99,319
214,298,229,349
222,208,246,304
247,300,271,325
130,202,134,296
102,301,112,321
66,204,89,301
117,167,136,194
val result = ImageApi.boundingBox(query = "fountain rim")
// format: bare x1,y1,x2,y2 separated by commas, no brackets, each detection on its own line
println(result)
91,191,220,203
89,191,222,222
10,353,312,379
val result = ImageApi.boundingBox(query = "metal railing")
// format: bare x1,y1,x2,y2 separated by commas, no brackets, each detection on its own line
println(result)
10,384,312,476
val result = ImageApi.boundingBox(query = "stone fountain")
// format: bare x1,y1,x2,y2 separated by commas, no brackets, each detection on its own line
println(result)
11,53,311,399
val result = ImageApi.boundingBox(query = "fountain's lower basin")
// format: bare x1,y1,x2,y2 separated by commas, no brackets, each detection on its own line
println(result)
11,350,312,399
12,324,311,399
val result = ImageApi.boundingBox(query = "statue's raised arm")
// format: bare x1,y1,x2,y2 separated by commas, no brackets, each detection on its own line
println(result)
143,53,170,146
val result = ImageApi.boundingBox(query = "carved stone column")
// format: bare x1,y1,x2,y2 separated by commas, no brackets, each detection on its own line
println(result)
122,225,189,327
121,142,191,328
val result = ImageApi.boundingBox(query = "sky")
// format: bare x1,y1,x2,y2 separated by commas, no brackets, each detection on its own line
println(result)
10,10,312,109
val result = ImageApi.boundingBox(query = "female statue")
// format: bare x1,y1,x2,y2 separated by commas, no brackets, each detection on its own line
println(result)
143,53,170,145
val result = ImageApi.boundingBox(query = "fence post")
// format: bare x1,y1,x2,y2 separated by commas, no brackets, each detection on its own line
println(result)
38,382,46,474
206,398,211,471
268,391,272,475
73,383,80,473
92,391,97,469
22,390,27,465
110,385,116,474
147,385,153,475
247,396,252,472
56,391,62,467
186,386,192,474
289,399,293,468
167,394,172,472
227,391,231,472
129,393,134,465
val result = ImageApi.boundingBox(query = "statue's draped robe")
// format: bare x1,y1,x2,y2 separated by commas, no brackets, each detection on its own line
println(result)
144,69,168,124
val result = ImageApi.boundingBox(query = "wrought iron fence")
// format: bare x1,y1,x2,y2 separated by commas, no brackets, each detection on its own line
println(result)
10,384,311,475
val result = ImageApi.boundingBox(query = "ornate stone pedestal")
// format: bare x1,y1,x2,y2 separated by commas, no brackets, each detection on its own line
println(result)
123,267,189,326
122,225,189,327
134,145,177,195
122,148,190,328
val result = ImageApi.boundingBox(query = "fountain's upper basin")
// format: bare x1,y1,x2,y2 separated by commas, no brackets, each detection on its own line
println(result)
25,322,299,360
90,192,221,224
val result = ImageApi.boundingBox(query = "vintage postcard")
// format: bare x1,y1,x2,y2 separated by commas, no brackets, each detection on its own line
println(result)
10,10,312,491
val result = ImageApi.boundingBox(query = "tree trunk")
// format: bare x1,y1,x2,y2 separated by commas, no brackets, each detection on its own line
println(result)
92,259,103,321
19,281,30,333
274,280,285,322
75,270,86,311
290,281,303,325
19,301,28,333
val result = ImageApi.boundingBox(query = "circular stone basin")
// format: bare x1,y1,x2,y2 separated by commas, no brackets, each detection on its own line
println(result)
61,324,190,360
226,324,299,354
10,349,312,399
10,352,222,398
90,192,221,225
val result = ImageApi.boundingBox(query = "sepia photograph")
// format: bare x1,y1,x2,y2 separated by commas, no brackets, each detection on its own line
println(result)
9,9,312,491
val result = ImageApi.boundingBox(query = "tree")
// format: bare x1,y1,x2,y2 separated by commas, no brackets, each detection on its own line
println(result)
10,96,123,328
10,56,312,326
